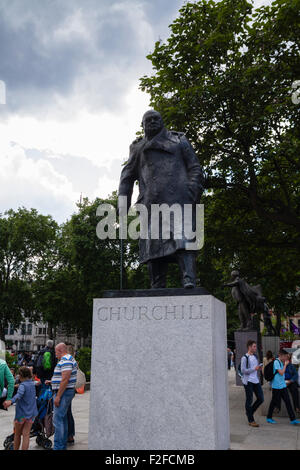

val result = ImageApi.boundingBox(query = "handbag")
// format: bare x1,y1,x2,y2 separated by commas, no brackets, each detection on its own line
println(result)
75,368,86,390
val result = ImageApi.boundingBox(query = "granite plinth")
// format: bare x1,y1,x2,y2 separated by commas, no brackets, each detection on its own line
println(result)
88,291,229,450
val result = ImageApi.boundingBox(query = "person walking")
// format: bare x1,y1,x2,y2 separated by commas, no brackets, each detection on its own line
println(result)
34,340,56,385
17,352,24,366
65,343,76,445
263,350,274,373
262,350,274,385
241,340,264,427
233,349,236,370
227,348,233,370
266,349,300,425
285,353,300,415
48,343,77,451
0,357,15,410
4,367,38,450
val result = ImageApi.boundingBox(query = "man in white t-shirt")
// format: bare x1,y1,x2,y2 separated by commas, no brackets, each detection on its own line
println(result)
241,340,264,427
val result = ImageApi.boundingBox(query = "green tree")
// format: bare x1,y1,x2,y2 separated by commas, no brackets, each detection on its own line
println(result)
69,195,124,297
0,208,58,340
34,194,135,338
77,347,92,381
140,0,300,329
200,191,300,336
140,0,300,232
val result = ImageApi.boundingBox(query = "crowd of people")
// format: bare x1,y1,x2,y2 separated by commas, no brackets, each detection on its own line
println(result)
239,339,300,427
2,337,300,450
0,340,80,450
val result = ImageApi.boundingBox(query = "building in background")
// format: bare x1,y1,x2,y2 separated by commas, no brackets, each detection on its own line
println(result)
4,319,49,352
55,326,91,350
4,319,91,352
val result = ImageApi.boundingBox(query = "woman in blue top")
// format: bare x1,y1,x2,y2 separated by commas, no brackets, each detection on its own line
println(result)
4,366,38,450
266,349,300,425
285,354,300,414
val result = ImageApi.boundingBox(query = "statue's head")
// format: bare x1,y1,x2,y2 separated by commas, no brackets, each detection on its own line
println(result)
231,270,239,279
142,110,164,139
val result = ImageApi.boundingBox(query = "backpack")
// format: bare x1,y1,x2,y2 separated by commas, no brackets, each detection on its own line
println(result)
237,354,249,378
263,359,278,382
35,349,53,372
42,351,52,371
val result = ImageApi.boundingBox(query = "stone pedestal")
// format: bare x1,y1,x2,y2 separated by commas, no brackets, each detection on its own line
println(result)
88,289,229,450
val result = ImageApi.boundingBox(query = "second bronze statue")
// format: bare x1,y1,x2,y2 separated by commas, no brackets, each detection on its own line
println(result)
223,270,276,335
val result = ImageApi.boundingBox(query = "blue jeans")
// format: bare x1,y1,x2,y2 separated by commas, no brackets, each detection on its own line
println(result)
244,381,264,423
67,399,75,438
53,389,75,450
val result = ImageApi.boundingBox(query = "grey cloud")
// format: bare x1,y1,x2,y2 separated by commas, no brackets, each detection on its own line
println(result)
0,19,90,91
24,147,121,194
0,0,184,117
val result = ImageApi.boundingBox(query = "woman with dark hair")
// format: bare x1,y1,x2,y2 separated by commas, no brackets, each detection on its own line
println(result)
263,350,274,374
285,354,300,415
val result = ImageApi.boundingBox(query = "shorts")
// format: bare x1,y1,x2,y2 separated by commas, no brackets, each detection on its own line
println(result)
14,417,35,424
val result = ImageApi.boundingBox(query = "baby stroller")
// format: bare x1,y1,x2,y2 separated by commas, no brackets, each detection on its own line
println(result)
3,384,54,450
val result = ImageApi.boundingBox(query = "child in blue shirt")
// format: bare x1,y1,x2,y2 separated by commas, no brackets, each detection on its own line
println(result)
4,366,38,450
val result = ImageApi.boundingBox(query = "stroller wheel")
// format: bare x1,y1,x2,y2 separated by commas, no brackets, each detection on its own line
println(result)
3,434,14,450
36,435,43,447
4,440,14,451
42,438,52,449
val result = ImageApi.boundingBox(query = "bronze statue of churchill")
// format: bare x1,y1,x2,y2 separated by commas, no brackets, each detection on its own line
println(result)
118,110,205,288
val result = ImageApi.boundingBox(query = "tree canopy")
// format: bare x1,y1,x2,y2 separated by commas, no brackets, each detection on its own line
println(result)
0,208,58,340
139,0,300,335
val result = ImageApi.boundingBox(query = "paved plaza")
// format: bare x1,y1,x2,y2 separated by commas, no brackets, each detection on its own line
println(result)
1,368,300,450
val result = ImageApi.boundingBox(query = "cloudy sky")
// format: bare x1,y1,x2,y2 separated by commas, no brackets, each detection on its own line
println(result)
0,0,271,223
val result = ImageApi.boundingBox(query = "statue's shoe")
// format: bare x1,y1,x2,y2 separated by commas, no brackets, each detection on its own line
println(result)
184,282,195,289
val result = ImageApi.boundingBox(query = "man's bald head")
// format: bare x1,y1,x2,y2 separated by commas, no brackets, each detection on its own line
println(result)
142,110,164,139
55,342,68,359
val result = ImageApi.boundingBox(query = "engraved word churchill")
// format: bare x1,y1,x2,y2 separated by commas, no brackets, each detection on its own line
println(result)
97,304,208,321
